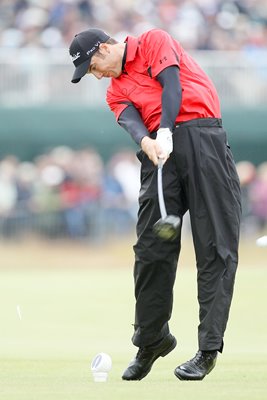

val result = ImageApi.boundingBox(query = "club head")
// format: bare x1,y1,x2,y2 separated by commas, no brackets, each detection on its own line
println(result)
153,215,181,241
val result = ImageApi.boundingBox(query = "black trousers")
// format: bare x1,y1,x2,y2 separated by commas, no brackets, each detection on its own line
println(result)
132,118,241,352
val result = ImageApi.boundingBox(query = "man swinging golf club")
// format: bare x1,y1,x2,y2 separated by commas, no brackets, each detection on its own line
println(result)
69,28,241,381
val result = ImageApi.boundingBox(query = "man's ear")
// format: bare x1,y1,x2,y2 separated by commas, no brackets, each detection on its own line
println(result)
99,42,110,53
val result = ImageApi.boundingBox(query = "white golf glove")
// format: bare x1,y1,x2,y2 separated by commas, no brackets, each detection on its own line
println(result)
156,128,173,157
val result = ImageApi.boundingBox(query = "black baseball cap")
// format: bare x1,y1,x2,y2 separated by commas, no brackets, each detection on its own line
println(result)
69,28,110,83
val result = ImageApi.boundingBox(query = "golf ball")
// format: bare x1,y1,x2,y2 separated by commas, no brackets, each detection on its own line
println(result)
91,353,112,382
256,235,267,247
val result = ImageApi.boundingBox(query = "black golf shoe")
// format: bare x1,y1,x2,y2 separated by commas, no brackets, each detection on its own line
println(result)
174,350,217,381
122,333,177,381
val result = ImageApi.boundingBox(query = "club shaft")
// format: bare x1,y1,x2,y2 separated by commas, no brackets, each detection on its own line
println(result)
157,159,167,219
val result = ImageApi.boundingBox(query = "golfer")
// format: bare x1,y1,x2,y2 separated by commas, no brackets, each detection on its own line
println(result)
69,28,241,381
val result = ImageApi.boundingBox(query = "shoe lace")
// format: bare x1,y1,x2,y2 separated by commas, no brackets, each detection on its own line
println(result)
190,351,216,365
136,347,153,359
190,351,203,365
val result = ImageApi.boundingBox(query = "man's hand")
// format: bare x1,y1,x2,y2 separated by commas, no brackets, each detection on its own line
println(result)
156,128,173,160
141,128,173,165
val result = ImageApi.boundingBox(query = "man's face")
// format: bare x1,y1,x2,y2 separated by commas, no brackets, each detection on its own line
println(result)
88,43,122,80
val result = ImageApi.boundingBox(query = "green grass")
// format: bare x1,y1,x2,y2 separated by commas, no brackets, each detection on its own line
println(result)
0,239,267,399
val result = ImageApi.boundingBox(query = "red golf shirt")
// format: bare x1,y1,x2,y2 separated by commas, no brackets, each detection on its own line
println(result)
106,29,221,133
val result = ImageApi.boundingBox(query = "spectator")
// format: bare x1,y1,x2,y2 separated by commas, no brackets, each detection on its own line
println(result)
0,156,18,216
107,150,139,220
102,150,138,236
236,160,257,235
59,148,104,239
249,162,267,232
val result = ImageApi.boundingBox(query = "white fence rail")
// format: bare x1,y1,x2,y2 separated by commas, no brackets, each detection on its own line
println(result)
0,49,267,107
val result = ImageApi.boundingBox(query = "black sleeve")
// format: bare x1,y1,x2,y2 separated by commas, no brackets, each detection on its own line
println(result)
118,104,149,145
156,65,182,131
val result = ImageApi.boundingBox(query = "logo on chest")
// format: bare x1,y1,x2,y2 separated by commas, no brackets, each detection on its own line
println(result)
159,56,167,64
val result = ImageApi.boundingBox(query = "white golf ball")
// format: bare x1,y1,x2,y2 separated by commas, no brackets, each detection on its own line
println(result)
256,236,267,247
91,353,112,382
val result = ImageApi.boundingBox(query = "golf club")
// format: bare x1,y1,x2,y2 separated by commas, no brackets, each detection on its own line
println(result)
153,158,181,241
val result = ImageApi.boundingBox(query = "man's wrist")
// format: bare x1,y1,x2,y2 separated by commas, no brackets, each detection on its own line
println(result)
157,127,173,135
140,135,149,146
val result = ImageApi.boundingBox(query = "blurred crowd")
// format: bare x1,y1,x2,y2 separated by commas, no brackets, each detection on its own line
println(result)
236,160,267,236
0,147,266,241
0,0,266,51
0,147,140,240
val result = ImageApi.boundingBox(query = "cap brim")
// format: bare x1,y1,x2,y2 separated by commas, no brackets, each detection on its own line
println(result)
71,58,91,83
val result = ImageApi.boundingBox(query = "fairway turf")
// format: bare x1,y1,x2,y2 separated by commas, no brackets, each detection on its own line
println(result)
0,237,267,400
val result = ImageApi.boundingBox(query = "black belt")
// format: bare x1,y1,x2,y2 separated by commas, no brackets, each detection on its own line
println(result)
150,118,222,138
175,117,222,129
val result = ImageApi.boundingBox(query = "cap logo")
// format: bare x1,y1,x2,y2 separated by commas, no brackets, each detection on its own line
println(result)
71,52,81,62
86,41,101,55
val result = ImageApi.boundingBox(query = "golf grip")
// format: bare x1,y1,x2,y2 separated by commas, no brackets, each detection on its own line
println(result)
157,158,167,219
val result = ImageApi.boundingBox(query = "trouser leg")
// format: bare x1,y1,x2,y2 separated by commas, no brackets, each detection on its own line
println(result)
132,153,184,348
173,124,241,352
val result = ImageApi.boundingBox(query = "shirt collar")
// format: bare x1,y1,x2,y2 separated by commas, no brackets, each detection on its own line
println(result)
124,36,139,62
